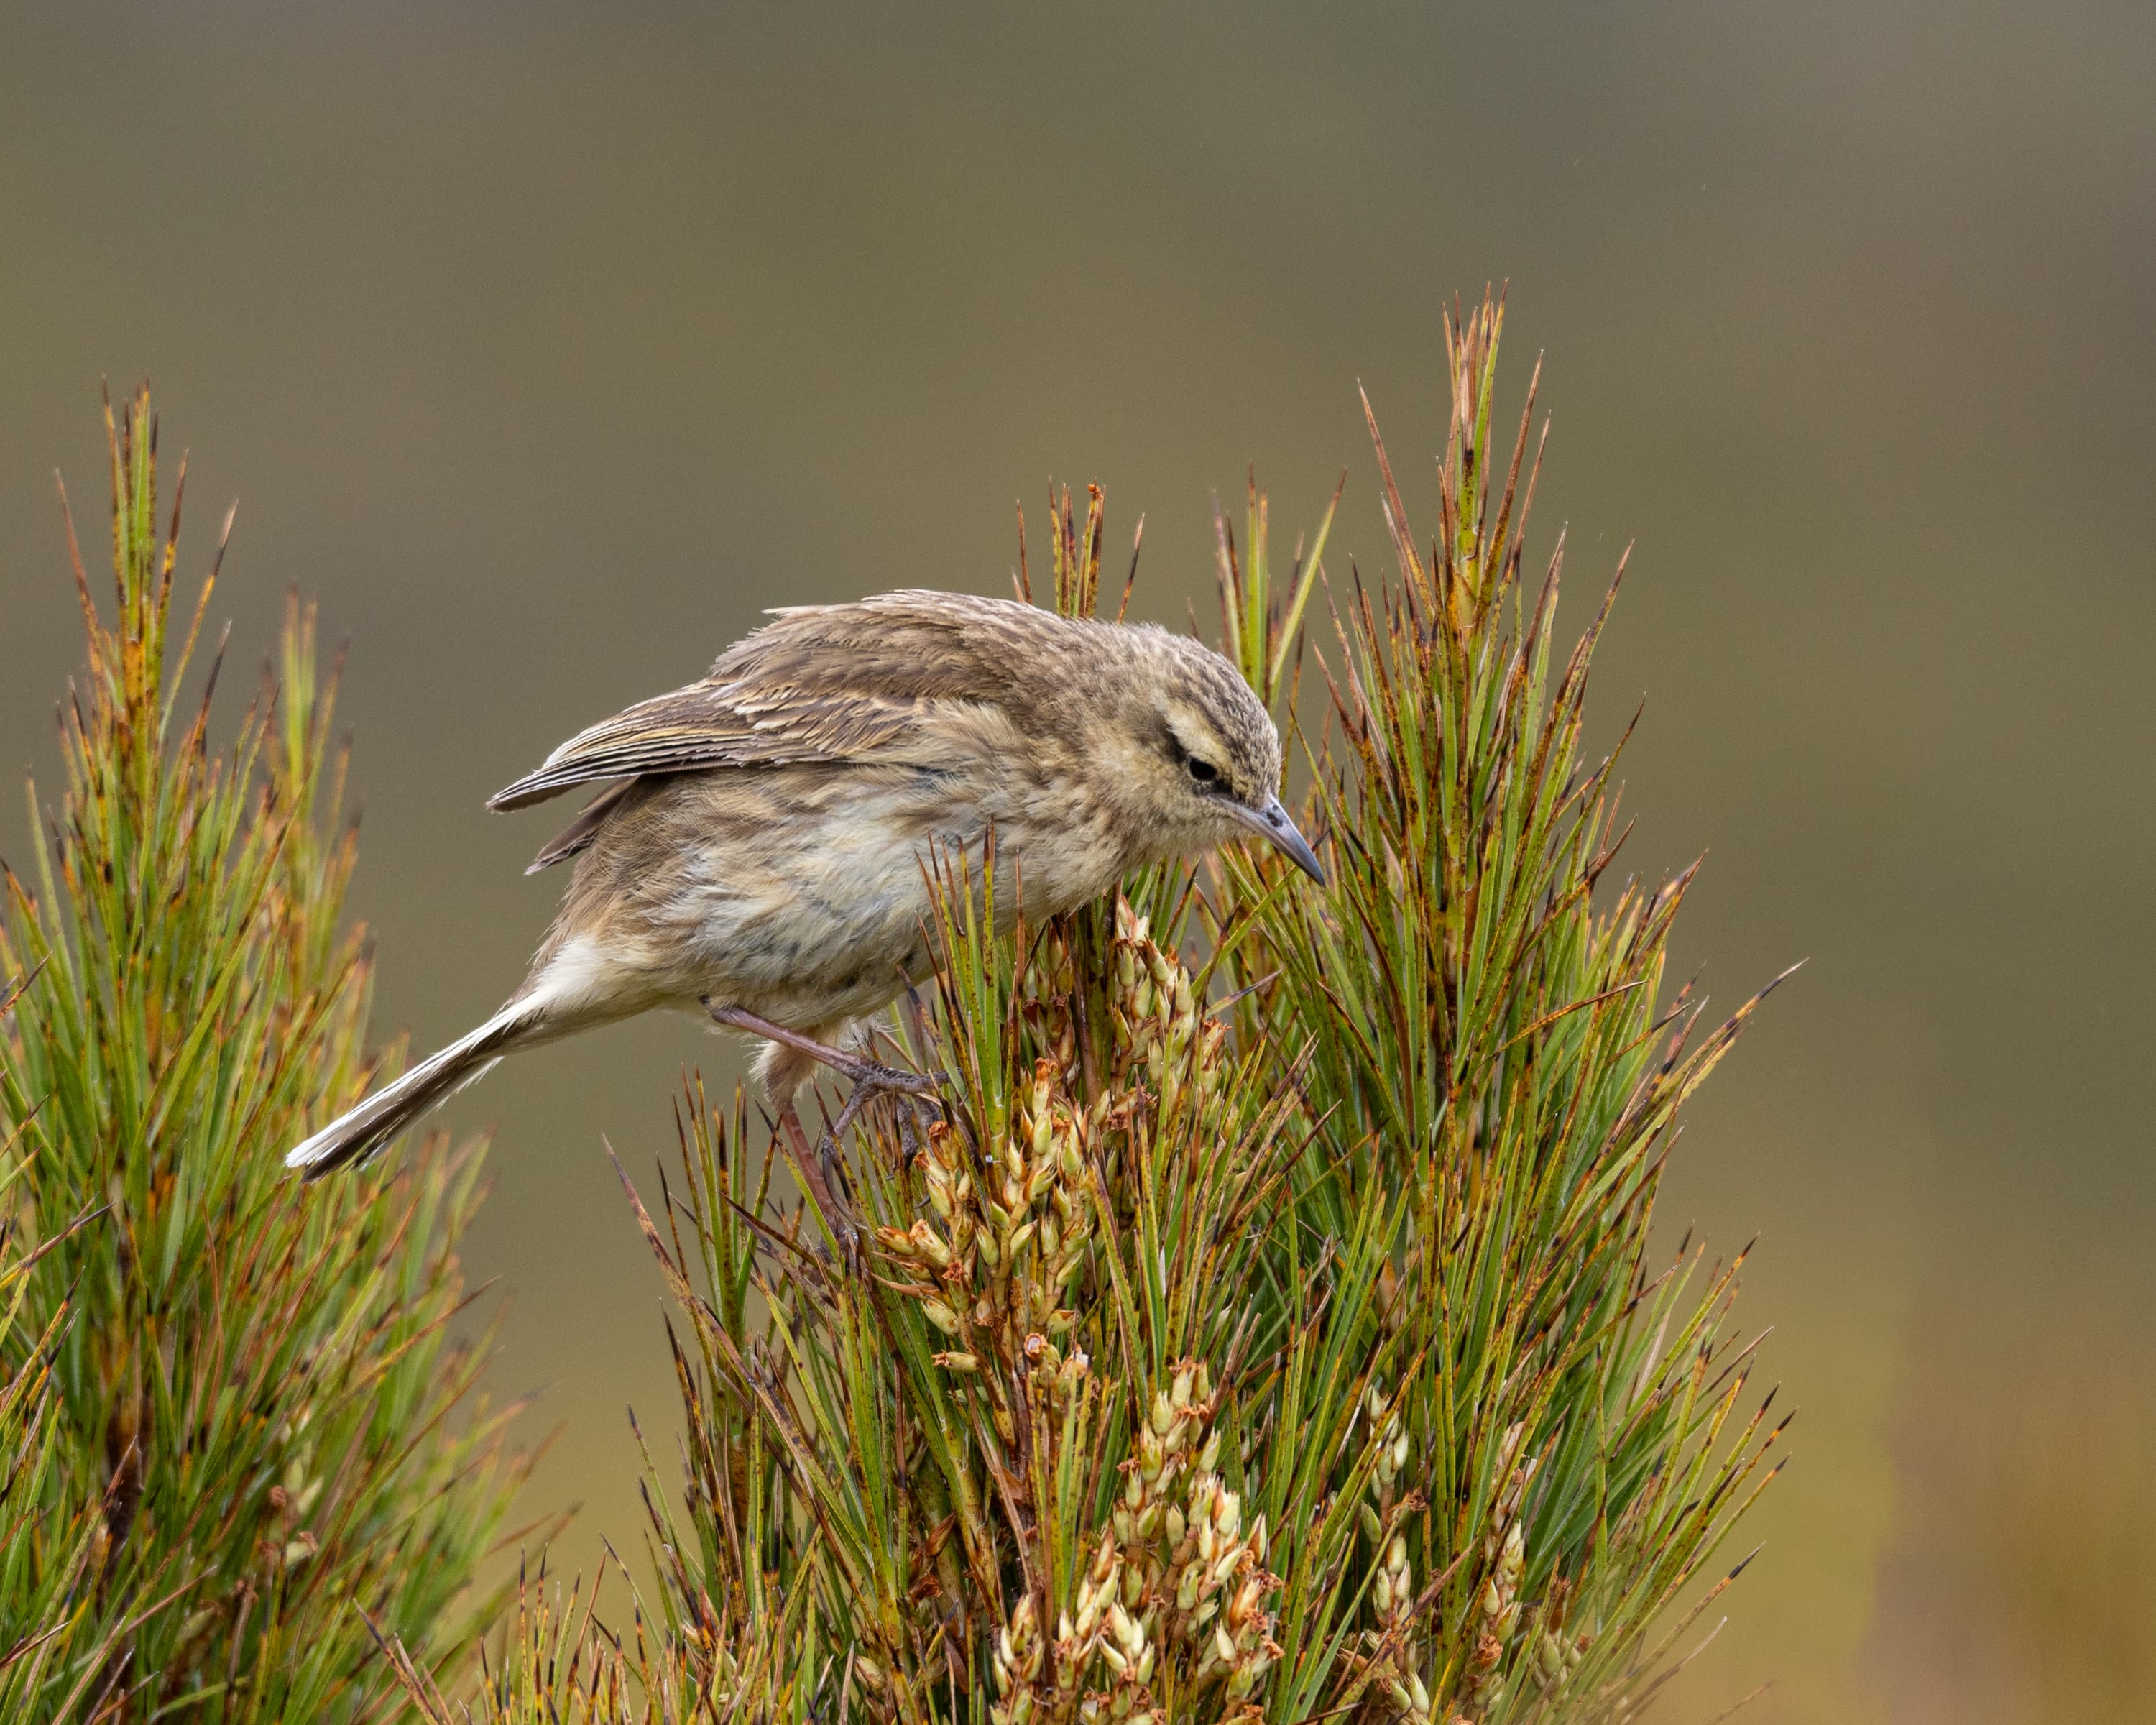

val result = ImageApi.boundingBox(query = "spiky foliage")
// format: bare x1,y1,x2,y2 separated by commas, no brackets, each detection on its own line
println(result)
395,301,1784,1724
1200,296,1790,1721
0,390,527,1721
0,1036,135,1721
376,1563,712,1725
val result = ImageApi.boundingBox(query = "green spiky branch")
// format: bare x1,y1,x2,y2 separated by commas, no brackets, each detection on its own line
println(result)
0,390,528,1721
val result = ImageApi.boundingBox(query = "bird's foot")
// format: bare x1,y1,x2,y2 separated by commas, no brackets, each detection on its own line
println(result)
834,1055,944,1098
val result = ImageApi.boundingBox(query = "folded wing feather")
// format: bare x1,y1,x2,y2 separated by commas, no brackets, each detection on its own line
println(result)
488,592,1058,812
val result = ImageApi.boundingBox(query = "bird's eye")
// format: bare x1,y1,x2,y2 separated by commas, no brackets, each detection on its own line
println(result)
1187,756,1220,786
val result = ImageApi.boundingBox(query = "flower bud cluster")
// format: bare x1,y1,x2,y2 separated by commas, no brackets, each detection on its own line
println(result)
1383,1667,1435,1725
1105,905,1224,1124
886,899,1284,1716
990,1537,1163,1725
876,1059,1097,1430
1112,1359,1212,1552
990,1596,1049,1725
1372,1530,1414,1629
1462,1422,1539,1715
1506,1570,1588,1699
1357,1381,1434,1724
987,1362,1280,1725
1365,1381,1411,1520
1117,1361,1281,1702
1081,1584,1159,1724
1179,1472,1278,1701
1018,931,1083,1082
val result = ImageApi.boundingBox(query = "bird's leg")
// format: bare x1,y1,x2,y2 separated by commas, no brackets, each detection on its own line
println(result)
705,1003,942,1096
708,1001,945,1271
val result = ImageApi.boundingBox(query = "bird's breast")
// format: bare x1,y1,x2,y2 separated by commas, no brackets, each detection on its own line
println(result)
596,761,1118,1021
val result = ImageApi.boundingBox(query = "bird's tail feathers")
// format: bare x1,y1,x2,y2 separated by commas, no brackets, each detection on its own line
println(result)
284,1000,535,1179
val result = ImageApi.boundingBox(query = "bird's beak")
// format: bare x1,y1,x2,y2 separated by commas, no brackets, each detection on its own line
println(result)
1225,794,1327,886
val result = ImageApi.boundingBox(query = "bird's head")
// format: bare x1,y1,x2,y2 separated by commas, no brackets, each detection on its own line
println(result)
1102,630,1326,886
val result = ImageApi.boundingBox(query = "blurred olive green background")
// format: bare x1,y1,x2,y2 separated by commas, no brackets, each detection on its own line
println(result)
6,2,2152,1716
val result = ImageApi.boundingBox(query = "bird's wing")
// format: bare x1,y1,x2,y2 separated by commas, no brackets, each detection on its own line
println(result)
489,591,1064,811
524,778,639,871
486,678,923,809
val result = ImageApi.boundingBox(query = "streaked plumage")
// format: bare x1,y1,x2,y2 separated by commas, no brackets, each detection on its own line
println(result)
285,591,1322,1177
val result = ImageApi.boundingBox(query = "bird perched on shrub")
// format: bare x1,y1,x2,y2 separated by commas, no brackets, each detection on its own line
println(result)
284,589,1324,1183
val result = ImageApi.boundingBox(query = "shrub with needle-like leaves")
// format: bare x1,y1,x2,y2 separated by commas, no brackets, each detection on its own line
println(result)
1199,300,1793,1721
0,391,528,1720
387,299,1786,1725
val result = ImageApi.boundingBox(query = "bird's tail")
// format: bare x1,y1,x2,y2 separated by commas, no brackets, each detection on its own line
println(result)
284,1000,536,1179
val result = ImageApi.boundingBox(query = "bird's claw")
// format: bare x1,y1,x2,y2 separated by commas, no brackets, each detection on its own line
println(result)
839,1058,944,1098
823,1064,943,1154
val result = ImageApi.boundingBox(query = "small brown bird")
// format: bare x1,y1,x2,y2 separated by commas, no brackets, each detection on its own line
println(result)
284,590,1322,1179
